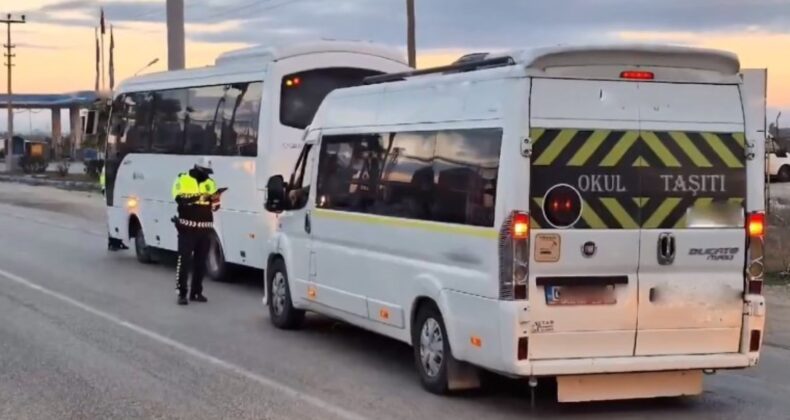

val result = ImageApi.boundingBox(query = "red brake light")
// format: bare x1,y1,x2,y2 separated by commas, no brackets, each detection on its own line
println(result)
513,212,529,240
620,70,654,80
748,212,765,237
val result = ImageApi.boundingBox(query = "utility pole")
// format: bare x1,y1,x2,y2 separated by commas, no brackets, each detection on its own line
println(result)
166,0,185,70
406,0,416,68
2,13,25,173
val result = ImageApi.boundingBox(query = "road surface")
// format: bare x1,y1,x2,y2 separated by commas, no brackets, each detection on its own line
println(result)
0,182,788,419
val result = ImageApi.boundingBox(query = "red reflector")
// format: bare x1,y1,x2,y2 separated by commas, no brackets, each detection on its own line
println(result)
748,280,763,295
749,330,761,352
620,70,654,80
513,212,529,240
517,337,529,360
748,212,765,237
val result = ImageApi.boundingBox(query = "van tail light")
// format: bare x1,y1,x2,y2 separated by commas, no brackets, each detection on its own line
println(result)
499,211,529,300
745,211,765,295
748,212,765,237
620,70,654,80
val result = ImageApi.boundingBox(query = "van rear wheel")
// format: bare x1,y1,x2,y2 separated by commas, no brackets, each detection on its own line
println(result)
205,233,229,282
779,165,790,182
413,303,452,394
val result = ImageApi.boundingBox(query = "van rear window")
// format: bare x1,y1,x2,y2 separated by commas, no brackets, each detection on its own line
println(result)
280,68,383,129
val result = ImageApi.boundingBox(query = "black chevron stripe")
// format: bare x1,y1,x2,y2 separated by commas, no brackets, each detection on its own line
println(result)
659,197,697,229
554,130,594,167
531,129,561,160
588,130,627,167
655,131,695,168
686,132,728,168
717,132,746,165
584,197,624,229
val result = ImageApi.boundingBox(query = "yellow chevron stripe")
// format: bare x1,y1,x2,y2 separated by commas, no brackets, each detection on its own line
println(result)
600,198,638,229
633,197,649,208
732,132,746,148
701,132,744,168
632,157,648,167
600,131,639,167
642,131,681,168
580,199,607,229
668,131,713,168
533,129,577,166
643,197,682,229
568,130,609,166
530,128,547,144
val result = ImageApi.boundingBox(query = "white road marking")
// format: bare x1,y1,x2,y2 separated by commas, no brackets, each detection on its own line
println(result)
0,267,368,420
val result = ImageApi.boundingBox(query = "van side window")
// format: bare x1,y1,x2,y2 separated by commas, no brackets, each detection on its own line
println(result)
287,144,314,210
316,134,387,212
317,128,503,227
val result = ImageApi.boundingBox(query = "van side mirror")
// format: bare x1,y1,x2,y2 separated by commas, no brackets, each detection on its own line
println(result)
265,175,287,213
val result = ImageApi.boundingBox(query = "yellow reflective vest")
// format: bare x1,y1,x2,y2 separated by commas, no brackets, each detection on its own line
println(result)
172,172,217,203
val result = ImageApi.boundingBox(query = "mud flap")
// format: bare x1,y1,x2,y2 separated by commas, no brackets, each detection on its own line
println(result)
447,358,481,391
557,370,703,402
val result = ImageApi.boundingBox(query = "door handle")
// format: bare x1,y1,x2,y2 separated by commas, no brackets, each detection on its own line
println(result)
657,232,675,265
304,212,312,234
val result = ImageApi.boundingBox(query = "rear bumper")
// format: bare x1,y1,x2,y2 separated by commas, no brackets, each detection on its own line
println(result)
524,353,752,377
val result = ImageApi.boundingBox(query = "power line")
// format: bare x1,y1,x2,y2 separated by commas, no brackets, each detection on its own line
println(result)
190,0,306,24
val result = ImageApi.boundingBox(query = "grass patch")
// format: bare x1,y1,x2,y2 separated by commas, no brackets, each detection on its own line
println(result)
765,272,790,286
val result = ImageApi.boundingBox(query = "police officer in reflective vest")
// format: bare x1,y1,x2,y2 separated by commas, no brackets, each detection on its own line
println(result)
171,158,220,305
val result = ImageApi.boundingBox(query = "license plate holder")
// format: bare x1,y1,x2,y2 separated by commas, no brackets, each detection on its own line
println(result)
545,284,617,306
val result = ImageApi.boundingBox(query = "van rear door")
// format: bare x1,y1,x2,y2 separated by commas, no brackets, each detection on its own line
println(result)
528,79,641,359
635,82,746,356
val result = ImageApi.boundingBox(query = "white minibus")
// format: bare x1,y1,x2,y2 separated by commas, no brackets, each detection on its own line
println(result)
103,41,410,279
262,45,767,402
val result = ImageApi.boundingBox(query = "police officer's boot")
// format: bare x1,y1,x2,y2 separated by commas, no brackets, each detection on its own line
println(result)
190,293,208,303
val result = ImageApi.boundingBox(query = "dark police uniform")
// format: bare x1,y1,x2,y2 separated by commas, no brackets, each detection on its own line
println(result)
171,166,218,305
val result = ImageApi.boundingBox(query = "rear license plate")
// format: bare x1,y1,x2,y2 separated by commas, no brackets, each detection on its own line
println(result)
545,285,617,306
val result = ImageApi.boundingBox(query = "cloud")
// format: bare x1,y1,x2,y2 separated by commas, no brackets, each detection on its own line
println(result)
28,0,790,50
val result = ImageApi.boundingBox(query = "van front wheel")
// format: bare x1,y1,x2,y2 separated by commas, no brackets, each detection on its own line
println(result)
267,259,305,330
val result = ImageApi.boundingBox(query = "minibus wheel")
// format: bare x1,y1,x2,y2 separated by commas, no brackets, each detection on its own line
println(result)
267,259,305,329
779,165,790,182
413,303,452,394
132,222,154,264
205,233,228,282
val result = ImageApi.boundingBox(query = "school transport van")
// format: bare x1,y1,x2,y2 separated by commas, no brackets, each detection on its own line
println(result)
262,45,767,403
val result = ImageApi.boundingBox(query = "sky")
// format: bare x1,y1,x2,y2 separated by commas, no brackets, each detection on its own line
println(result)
3,0,790,134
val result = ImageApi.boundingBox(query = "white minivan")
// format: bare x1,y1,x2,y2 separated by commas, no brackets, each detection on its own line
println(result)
263,45,767,402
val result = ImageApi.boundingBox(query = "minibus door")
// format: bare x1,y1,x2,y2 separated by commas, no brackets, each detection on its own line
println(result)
635,83,747,356
527,78,640,360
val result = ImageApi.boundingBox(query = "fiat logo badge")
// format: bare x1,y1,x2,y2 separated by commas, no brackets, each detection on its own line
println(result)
582,241,597,258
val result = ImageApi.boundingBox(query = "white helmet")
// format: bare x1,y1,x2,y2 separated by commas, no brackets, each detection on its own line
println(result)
194,157,213,174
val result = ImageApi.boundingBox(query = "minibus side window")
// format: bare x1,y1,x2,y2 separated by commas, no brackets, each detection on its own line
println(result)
316,128,503,227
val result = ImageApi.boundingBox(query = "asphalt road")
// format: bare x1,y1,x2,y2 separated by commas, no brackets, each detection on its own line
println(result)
0,183,789,420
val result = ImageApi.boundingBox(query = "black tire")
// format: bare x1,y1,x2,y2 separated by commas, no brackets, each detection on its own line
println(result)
412,302,453,395
779,165,790,183
267,258,305,330
133,224,155,264
205,233,229,282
